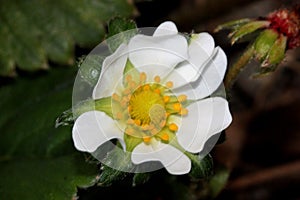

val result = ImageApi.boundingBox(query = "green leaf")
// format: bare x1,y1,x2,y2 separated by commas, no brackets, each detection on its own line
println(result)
188,154,214,180
0,0,135,77
98,145,134,187
107,17,138,52
0,68,99,199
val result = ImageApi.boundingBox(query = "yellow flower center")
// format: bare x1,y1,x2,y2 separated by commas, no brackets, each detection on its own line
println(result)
129,84,165,126
111,71,189,146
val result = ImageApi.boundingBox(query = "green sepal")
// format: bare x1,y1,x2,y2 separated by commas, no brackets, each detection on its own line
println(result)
214,18,251,32
98,145,134,186
107,17,138,52
230,20,270,45
195,165,230,199
124,134,143,152
132,173,151,187
208,166,230,197
123,59,140,84
56,97,113,127
262,33,287,67
254,29,279,62
78,55,104,87
188,153,214,180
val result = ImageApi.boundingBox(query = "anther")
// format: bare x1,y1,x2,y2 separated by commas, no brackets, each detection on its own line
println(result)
126,75,132,82
123,88,131,95
154,89,161,94
165,112,170,118
112,93,120,101
127,119,134,124
169,123,178,131
120,99,128,107
140,72,147,82
163,96,170,103
154,76,161,83
134,119,141,126
178,95,187,102
161,133,169,141
173,103,182,111
151,128,158,135
166,81,173,88
143,84,150,91
129,81,136,89
116,112,123,120
180,108,188,115
143,136,151,143
141,124,150,130
125,128,134,135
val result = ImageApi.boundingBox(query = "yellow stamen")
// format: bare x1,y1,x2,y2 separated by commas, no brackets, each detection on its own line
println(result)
123,88,131,95
126,75,132,82
173,103,182,111
121,99,128,107
143,84,150,91
160,120,166,127
129,81,136,89
140,72,147,81
116,112,123,120
154,76,161,83
165,112,170,118
166,81,173,88
127,118,134,124
178,95,187,102
169,123,178,131
143,136,151,143
180,108,188,115
126,128,134,135
134,119,141,126
161,133,169,141
163,96,170,103
122,96,130,102
112,93,120,101
141,124,150,130
150,128,158,135
154,89,161,94
127,105,132,112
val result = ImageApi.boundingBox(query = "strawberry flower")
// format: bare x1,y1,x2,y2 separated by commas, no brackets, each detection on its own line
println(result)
72,21,232,175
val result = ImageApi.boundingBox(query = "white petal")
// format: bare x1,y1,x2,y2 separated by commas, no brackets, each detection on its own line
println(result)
128,34,188,72
92,44,128,99
131,141,191,175
165,33,215,87
177,97,232,153
72,111,124,152
153,21,178,36
171,47,227,99
192,47,227,99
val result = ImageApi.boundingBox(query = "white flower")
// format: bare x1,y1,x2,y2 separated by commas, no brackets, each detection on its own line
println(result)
72,21,232,175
